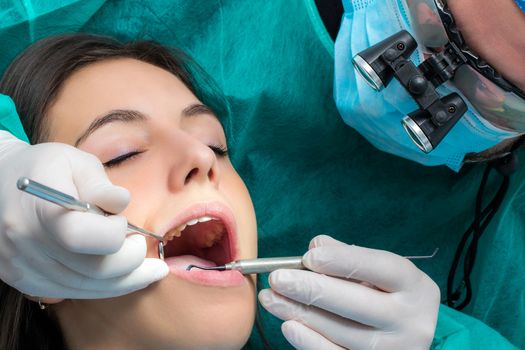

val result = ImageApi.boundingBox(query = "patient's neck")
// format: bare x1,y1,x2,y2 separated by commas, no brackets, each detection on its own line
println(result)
55,301,146,350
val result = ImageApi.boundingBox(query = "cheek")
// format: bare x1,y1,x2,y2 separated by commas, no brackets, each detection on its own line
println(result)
105,168,158,225
220,168,258,258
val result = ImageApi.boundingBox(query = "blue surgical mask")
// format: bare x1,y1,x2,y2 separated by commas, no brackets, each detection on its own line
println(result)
334,0,519,171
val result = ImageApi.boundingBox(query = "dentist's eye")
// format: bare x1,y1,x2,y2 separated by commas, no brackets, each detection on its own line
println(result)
103,151,144,168
209,144,228,157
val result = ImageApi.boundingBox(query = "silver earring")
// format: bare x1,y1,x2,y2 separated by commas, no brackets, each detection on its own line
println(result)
38,299,47,310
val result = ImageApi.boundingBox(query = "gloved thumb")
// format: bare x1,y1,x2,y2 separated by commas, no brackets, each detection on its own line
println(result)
308,234,347,250
67,148,130,213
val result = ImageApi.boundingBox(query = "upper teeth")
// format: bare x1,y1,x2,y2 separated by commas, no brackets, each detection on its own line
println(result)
165,216,218,240
180,216,215,229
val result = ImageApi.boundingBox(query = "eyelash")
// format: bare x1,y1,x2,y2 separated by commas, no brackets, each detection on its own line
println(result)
209,144,229,157
103,144,228,168
103,151,143,168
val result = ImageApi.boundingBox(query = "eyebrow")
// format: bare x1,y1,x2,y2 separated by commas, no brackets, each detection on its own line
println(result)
74,103,217,146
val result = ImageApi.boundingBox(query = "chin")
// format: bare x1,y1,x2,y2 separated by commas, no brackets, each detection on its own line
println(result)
141,274,257,350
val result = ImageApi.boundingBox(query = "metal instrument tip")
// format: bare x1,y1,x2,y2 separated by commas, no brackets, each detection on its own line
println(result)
186,264,226,271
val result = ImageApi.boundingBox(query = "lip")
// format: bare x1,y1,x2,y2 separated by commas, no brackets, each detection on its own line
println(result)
172,269,245,287
159,201,239,261
166,255,245,287
158,201,242,287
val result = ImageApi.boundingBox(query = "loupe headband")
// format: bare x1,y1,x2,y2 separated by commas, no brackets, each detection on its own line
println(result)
434,0,525,99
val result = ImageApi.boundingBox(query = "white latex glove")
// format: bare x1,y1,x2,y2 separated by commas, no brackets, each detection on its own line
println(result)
0,131,168,300
259,235,440,350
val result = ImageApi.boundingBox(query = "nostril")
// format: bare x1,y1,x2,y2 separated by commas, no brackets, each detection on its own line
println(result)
207,168,215,182
184,168,199,184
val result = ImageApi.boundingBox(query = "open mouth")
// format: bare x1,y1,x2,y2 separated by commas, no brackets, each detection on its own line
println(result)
162,216,233,267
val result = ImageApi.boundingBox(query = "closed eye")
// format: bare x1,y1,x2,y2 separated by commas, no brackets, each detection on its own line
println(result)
103,144,226,169
103,150,144,168
209,144,228,157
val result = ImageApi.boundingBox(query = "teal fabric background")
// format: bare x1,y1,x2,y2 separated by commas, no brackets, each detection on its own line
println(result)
0,1,522,348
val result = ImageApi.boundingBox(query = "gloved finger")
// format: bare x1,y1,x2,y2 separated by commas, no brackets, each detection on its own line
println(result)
0,229,22,282
281,320,346,350
66,148,130,213
0,255,21,283
0,129,25,149
72,258,169,294
45,211,128,254
50,234,148,279
259,288,380,350
303,244,422,292
10,234,144,290
17,258,168,298
269,269,396,327
308,234,347,250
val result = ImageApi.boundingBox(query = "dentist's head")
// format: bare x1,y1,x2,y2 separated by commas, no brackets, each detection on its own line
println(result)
336,0,525,170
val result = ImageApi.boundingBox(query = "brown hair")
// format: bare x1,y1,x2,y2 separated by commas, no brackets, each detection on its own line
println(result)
0,33,229,350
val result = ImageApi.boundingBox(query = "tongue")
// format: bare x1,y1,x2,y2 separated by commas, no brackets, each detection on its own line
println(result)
164,254,217,271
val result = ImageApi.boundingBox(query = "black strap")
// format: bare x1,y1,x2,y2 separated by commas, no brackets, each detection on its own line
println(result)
446,151,518,309
314,0,344,41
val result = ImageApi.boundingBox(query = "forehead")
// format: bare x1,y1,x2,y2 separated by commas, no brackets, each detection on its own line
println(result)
46,58,199,143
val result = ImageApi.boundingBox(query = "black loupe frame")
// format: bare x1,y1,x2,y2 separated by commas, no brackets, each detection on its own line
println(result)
352,30,468,153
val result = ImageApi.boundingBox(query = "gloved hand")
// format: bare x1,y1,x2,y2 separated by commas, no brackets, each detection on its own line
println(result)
259,235,440,350
0,131,169,301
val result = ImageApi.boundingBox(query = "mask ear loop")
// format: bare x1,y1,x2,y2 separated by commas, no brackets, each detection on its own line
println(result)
446,136,524,309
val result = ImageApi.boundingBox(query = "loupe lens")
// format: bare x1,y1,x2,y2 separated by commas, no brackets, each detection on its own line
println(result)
352,55,384,91
402,116,433,153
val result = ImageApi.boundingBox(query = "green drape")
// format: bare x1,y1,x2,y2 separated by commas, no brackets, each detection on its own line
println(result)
0,1,521,348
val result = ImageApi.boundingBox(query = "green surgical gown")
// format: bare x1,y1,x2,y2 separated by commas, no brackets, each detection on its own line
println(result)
0,1,522,349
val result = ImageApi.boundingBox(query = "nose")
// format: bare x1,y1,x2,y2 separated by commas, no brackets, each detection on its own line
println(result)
167,132,221,192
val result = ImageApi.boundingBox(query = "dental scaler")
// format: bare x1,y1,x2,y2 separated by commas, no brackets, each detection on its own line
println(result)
17,177,165,242
187,248,439,275
187,256,305,274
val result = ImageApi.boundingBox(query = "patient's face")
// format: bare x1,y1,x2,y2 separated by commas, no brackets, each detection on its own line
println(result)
46,58,257,349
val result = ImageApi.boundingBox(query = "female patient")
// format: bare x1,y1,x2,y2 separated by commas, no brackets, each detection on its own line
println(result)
0,34,258,349
0,33,443,350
